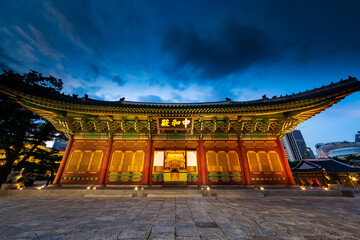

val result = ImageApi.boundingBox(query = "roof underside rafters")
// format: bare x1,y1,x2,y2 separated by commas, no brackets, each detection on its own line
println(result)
1,77,360,136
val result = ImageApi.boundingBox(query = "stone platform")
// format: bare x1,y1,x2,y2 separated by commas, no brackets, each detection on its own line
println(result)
0,192,359,239
0,185,356,198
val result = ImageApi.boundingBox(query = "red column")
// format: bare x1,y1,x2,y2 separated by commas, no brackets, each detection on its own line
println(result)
238,139,251,185
276,139,296,185
142,139,152,185
99,138,113,185
198,140,208,185
53,137,74,184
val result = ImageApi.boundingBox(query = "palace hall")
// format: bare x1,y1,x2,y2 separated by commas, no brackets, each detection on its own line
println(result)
1,77,360,186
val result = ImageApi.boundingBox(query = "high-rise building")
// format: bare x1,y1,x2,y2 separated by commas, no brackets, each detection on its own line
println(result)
281,130,315,162
355,131,360,143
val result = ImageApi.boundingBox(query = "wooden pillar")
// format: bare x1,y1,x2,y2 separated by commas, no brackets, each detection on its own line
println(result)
238,139,251,185
276,139,296,185
53,137,74,184
99,138,113,185
198,140,208,185
142,139,152,185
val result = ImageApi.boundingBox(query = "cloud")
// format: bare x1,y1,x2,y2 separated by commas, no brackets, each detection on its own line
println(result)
231,87,282,101
137,95,164,103
162,21,281,79
0,46,20,66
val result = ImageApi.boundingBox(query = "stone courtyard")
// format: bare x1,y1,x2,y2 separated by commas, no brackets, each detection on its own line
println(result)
0,194,359,240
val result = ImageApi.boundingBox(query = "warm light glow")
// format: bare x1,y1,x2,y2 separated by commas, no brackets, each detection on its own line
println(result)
135,187,138,190
87,186,91,190
141,187,144,190
260,186,264,191
300,186,306,191
201,188,204,190
207,187,210,191
323,187,329,191
93,187,96,190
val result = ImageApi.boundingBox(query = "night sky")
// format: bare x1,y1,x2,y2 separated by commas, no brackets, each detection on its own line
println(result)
1,0,359,153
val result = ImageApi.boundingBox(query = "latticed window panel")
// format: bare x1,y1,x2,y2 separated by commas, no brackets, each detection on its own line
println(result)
266,141,278,148
125,141,136,148
255,141,266,148
176,141,186,148
133,151,145,172
136,141,147,148
186,141,198,148
204,141,215,148
227,141,238,148
247,151,260,174
113,141,125,148
217,151,228,172
122,151,133,172
215,142,226,148
243,141,255,148
73,140,85,147
258,151,272,174
153,141,165,148
96,141,107,148
89,151,103,173
84,141,96,147
66,151,82,173
109,151,123,172
206,151,217,172
268,151,283,173
206,150,242,182
78,151,92,173
228,151,241,172
165,141,176,148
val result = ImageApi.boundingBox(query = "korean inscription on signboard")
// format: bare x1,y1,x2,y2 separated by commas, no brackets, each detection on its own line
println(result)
157,117,193,131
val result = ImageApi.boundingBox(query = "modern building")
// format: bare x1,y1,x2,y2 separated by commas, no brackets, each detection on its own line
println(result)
315,141,360,159
355,131,360,143
281,130,315,162
1,77,359,187
291,158,360,188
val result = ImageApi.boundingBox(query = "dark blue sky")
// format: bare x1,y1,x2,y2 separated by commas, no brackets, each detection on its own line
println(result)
1,0,359,152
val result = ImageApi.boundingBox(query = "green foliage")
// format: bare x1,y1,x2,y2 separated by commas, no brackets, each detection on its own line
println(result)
288,160,300,168
333,155,360,163
0,70,63,185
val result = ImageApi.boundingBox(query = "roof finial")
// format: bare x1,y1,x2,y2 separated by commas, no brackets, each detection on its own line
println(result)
225,97,231,101
120,97,125,101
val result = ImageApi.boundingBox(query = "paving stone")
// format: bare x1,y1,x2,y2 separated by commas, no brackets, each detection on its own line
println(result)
0,194,359,239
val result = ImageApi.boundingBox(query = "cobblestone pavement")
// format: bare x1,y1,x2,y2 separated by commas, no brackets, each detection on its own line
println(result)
0,195,359,240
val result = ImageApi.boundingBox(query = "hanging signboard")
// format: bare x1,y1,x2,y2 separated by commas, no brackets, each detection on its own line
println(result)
157,117,194,132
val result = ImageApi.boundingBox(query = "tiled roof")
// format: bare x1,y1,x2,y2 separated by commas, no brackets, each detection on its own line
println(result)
292,159,360,173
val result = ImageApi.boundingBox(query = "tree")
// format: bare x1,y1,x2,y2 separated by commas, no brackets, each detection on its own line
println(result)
0,70,63,185
23,148,62,184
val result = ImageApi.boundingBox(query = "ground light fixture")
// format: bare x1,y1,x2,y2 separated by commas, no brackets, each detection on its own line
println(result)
300,186,306,191
87,186,91,190
206,187,210,191
260,186,264,191
93,186,96,190
134,187,138,190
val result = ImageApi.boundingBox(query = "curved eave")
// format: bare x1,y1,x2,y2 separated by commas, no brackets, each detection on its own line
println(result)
1,77,360,118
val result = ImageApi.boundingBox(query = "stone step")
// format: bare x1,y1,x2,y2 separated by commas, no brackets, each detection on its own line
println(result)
147,193,203,198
